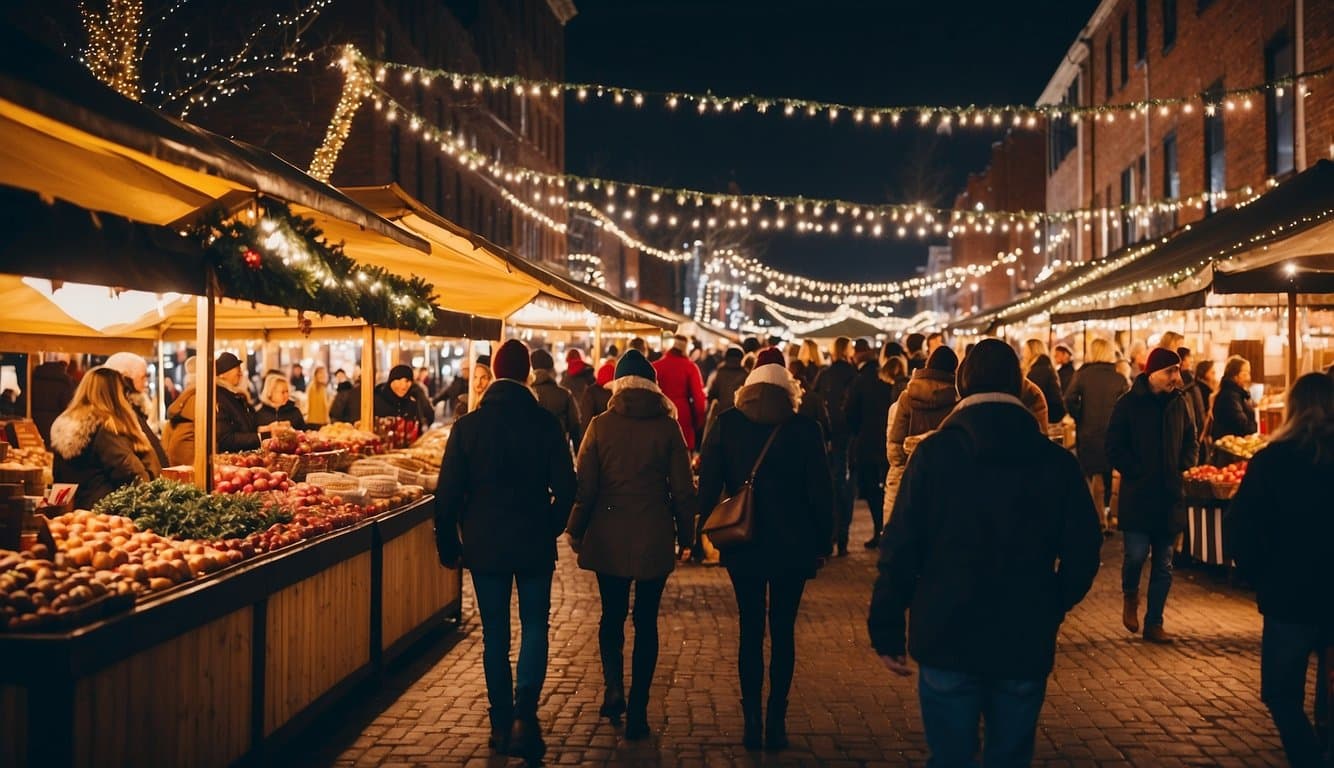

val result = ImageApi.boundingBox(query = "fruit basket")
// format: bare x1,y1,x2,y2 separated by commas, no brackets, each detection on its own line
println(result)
292,449,347,480
1210,480,1240,500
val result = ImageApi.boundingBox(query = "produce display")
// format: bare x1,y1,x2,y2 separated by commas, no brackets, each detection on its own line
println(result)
1183,461,1248,499
96,479,290,541
264,424,383,456
0,545,136,632
1214,433,1267,459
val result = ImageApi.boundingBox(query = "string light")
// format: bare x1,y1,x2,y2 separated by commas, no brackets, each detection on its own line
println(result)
79,0,144,101
309,46,374,181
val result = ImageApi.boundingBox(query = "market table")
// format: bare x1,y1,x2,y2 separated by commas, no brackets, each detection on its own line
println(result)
0,495,458,768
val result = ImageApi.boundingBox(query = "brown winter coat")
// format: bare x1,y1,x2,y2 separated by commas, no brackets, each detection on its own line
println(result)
566,379,698,580
887,369,959,466
1019,378,1049,431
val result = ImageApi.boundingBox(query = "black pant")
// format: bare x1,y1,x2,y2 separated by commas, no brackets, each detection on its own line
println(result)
596,574,667,711
856,461,888,537
830,448,853,549
727,569,807,705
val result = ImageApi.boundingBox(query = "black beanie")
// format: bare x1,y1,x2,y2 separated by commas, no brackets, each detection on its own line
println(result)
387,364,414,383
927,346,959,374
530,348,555,371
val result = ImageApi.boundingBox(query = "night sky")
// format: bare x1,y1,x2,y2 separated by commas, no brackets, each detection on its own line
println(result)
564,0,1100,283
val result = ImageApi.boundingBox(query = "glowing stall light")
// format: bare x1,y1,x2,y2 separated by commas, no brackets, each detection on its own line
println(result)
22,278,188,332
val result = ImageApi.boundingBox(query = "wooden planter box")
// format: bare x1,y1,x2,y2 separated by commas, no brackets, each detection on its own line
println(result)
0,497,460,767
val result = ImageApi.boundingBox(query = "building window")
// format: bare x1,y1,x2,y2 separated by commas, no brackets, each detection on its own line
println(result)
1120,14,1130,87
1104,36,1113,100
1121,163,1136,243
1266,31,1296,177
1136,0,1148,64
1204,80,1226,214
1162,132,1179,231
1047,80,1080,175
1162,0,1177,51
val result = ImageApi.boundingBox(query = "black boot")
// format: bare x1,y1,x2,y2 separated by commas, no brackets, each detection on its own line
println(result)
508,691,546,763
599,683,626,725
487,706,511,753
741,699,763,751
624,687,650,740
765,698,788,751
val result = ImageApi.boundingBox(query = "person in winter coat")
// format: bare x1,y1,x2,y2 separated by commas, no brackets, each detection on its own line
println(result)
1064,338,1130,530
329,381,357,424
165,352,262,466
697,360,833,752
1054,344,1076,394
579,360,614,434
788,359,832,446
1187,359,1217,441
1022,339,1067,423
531,349,582,452
30,352,74,445
1210,355,1258,439
846,340,895,549
796,339,824,388
1019,376,1050,430
102,352,168,469
373,365,433,432
254,374,308,431
704,347,748,439
566,350,697,740
904,333,927,374
813,336,858,555
51,367,161,510
652,335,707,451
1226,372,1334,768
561,348,596,403
887,346,959,468
868,338,1101,768
1106,347,1197,644
433,339,576,763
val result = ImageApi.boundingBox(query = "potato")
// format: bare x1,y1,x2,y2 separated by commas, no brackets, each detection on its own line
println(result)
147,577,174,591
66,547,93,567
109,549,129,568
91,552,114,571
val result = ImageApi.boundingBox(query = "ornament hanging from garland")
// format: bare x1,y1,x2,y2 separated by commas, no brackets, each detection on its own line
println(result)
192,199,438,335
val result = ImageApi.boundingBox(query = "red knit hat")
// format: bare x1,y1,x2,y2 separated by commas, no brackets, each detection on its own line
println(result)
492,339,531,382
755,347,786,368
1144,347,1181,376
596,359,615,386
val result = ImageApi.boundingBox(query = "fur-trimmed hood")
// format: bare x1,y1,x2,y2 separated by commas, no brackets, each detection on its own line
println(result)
49,410,104,460
734,381,799,425
606,375,677,420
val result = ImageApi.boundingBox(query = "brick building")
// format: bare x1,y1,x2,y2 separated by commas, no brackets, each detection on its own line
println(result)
948,131,1047,314
1039,0,1334,266
192,0,576,268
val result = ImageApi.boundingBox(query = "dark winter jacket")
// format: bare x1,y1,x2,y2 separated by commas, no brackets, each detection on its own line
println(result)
561,365,596,406
698,381,834,579
1064,362,1130,476
254,400,308,431
1057,361,1075,395
373,382,432,430
51,410,160,510
532,369,582,451
813,359,857,452
578,382,612,434
31,361,74,445
704,360,749,439
1210,378,1258,440
1105,375,1198,536
653,349,708,451
1227,435,1334,630
868,394,1102,679
164,385,262,461
567,380,697,580
798,386,833,446
329,383,359,424
433,379,577,575
846,360,895,470
887,369,959,467
1181,374,1208,437
1026,355,1067,423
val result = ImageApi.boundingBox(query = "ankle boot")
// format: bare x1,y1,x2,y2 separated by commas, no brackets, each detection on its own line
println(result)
599,683,626,724
764,698,789,750
508,693,545,762
624,687,650,740
741,698,763,751
1122,593,1140,634
487,706,511,753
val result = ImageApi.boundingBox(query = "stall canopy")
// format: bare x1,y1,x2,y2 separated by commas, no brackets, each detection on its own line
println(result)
637,301,740,346
1049,160,1334,324
794,315,893,340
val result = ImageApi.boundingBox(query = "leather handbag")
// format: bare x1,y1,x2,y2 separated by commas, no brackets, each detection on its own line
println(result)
701,424,782,549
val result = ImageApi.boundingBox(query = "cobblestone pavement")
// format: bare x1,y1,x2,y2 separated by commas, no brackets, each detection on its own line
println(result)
287,505,1312,767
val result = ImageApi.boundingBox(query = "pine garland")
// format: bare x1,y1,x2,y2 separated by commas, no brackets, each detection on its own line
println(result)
194,200,437,334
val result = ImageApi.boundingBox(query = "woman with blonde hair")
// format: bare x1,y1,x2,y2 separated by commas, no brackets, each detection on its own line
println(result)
255,373,308,431
1064,338,1130,531
1021,338,1066,423
306,366,331,427
796,340,823,388
51,367,161,509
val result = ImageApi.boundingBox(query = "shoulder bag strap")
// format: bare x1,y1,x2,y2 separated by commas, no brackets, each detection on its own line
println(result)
746,422,783,482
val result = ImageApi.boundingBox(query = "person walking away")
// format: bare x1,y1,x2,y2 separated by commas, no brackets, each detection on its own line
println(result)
1064,339,1130,533
704,347,748,440
1106,347,1197,643
1053,344,1076,394
1022,339,1067,424
868,338,1102,768
531,349,582,453
796,340,824,388
904,333,927,374
884,347,959,524
813,336,858,556
579,359,614,434
31,352,74,445
102,352,168,469
788,359,832,447
1211,355,1258,440
305,366,331,428
51,367,162,510
374,365,433,432
698,360,833,751
562,348,596,405
255,374,308,431
653,335,707,451
846,340,895,549
1227,372,1334,768
566,349,697,740
433,339,576,762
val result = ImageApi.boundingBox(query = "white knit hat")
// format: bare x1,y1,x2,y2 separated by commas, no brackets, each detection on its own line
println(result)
744,362,793,389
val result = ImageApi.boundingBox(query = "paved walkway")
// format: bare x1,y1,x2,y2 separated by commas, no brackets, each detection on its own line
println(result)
287,507,1310,767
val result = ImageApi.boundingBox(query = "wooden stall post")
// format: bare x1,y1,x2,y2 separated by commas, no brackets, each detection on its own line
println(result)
465,339,477,414
24,353,33,419
194,285,216,490
1287,290,1298,388
156,328,168,426
360,325,376,432
593,318,604,370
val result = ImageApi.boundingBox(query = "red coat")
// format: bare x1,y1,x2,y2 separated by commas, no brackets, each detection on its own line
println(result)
652,349,708,450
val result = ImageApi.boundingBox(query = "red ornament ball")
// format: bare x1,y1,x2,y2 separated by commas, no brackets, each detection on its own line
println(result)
243,248,262,269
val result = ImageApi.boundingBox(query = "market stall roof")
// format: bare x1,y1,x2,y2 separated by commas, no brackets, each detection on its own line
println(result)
792,315,893,340
343,185,677,332
947,258,1122,334
0,28,428,255
636,301,740,346
1049,160,1334,324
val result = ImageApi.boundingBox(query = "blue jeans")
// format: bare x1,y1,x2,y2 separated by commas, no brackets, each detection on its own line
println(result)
918,666,1047,768
1261,619,1330,768
1121,531,1175,629
470,570,553,716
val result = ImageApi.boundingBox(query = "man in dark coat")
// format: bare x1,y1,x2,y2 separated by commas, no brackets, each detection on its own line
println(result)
1064,341,1129,530
845,339,893,549
214,352,262,454
868,339,1101,768
813,336,858,556
1053,344,1076,394
1106,347,1197,644
704,346,748,439
434,339,576,762
373,365,433,432
531,349,581,452
30,353,74,445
